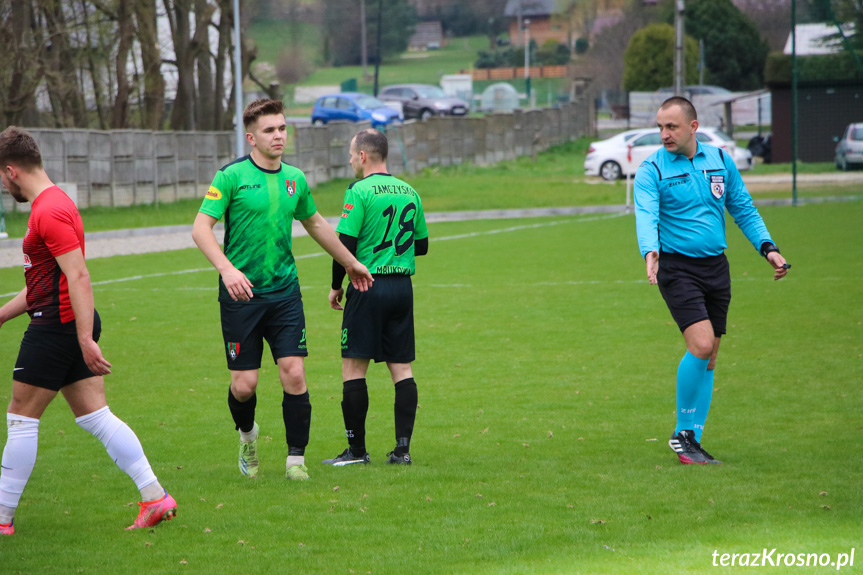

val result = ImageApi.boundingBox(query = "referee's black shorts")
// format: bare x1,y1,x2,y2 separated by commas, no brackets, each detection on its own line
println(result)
341,274,415,363
657,251,731,336
14,310,103,391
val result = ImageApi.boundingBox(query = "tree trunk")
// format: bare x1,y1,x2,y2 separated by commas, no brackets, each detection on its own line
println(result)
214,0,232,130
167,0,196,130
194,0,216,130
80,0,109,130
111,0,133,128
38,0,88,127
3,1,43,126
133,0,166,130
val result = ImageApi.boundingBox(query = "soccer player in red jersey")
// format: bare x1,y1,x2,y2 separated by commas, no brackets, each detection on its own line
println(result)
0,127,176,534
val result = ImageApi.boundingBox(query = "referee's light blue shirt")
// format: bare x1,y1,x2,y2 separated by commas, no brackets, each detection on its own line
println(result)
633,141,773,259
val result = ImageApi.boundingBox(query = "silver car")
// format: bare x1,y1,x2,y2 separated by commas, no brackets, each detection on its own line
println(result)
379,84,469,121
834,122,863,170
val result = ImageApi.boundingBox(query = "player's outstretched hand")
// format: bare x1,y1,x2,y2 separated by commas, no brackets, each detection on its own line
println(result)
645,251,659,285
81,339,112,376
767,252,790,281
221,266,254,301
346,262,374,292
329,288,345,311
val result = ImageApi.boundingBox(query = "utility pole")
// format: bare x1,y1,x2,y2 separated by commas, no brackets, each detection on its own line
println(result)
360,0,368,78
233,0,243,157
524,19,531,107
373,0,383,96
674,0,685,96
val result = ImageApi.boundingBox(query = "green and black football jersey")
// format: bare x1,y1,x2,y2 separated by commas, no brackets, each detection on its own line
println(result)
199,155,317,300
336,173,428,275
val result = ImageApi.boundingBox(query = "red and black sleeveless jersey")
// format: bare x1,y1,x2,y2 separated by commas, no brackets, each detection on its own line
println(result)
22,186,85,325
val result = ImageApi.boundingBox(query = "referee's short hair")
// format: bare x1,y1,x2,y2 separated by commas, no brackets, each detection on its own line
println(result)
0,126,43,172
353,128,388,163
660,97,698,122
243,98,285,131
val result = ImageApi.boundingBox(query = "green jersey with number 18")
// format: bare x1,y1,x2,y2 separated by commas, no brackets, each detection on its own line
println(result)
337,173,428,276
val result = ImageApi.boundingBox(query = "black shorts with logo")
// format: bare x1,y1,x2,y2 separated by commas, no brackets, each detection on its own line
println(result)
220,291,308,371
657,251,731,336
14,310,103,391
342,274,415,363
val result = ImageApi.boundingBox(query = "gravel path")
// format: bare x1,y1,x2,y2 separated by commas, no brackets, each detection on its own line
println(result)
2,170,860,270
0,206,626,270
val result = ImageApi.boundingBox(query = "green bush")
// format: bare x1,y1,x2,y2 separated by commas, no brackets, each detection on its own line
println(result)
765,51,863,85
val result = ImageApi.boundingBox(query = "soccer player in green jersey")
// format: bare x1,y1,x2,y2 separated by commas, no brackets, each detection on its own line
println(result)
323,128,428,466
192,99,373,481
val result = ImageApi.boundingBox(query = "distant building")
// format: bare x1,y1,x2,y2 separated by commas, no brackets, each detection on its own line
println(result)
504,0,568,47
409,21,444,51
770,22,862,163
783,22,855,55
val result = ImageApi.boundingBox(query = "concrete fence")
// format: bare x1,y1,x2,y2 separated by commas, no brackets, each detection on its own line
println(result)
2,100,589,213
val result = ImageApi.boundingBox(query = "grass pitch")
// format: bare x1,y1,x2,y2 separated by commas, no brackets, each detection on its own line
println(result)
0,201,861,574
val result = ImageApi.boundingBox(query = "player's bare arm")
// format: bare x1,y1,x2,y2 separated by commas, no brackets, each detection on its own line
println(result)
54,248,112,376
300,212,374,291
192,212,255,301
0,288,29,329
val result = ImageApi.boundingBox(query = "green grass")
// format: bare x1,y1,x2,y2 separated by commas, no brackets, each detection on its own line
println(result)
1,138,855,239
0,200,860,573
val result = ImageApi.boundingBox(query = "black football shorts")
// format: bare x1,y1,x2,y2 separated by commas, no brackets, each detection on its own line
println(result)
220,293,307,371
14,310,103,391
341,274,415,363
657,252,731,336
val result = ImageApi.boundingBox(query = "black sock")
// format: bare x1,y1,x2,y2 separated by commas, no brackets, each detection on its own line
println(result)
393,378,417,455
228,388,256,432
342,379,368,456
283,391,311,456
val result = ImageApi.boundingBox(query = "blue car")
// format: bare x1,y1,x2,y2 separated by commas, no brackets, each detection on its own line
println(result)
311,92,402,127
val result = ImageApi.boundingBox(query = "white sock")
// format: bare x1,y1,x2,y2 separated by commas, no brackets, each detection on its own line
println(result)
239,422,258,443
286,455,305,468
75,406,163,501
0,414,40,523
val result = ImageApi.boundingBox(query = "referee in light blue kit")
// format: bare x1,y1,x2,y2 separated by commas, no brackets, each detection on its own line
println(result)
634,97,790,466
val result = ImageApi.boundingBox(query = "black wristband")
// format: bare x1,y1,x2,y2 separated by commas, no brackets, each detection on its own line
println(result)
760,242,780,258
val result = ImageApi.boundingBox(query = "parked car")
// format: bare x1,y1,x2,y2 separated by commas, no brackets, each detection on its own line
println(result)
378,84,469,121
834,122,863,170
311,93,402,127
584,126,751,181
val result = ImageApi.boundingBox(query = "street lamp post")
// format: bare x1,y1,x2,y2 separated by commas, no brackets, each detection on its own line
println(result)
524,19,531,107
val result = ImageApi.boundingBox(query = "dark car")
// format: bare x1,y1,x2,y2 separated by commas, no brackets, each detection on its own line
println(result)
378,84,469,121
311,93,402,127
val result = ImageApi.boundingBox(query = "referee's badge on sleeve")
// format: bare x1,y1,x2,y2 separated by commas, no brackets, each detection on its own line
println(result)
710,175,725,199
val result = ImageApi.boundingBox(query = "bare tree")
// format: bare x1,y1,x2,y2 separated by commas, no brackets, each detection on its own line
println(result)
37,0,89,127
164,0,196,130
0,1,44,125
134,0,166,130
735,0,790,51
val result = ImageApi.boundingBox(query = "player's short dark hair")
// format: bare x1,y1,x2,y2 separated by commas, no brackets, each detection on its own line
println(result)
0,126,43,171
660,96,698,122
353,128,388,162
243,98,285,131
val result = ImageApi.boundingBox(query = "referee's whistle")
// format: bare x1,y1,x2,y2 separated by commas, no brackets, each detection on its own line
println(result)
781,263,791,270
